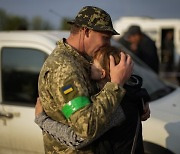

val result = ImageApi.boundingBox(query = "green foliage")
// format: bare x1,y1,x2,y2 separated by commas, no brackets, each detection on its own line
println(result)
0,9,7,30
0,9,71,31
0,9,28,30
31,16,43,30
31,16,53,30
0,9,53,30
59,17,72,30
5,16,28,30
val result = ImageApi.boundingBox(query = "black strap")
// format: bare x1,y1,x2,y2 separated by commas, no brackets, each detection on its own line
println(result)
131,98,144,154
131,114,140,154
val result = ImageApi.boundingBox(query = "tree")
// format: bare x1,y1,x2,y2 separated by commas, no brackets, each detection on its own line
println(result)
42,20,53,30
59,17,72,30
0,9,8,30
0,9,53,31
31,16,43,30
31,16,53,30
0,9,28,30
5,15,28,30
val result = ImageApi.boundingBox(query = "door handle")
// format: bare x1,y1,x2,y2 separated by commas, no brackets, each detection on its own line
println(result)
0,111,14,119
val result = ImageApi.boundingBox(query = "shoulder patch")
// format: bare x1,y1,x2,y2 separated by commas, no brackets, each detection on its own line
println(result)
60,80,78,104
62,85,73,95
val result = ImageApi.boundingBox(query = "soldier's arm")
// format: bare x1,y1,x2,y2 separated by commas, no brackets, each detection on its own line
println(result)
48,65,125,139
43,52,132,140
35,106,125,149
67,53,132,139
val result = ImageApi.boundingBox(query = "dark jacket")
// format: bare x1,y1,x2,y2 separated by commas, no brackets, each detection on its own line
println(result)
138,34,159,74
119,34,159,74
93,75,150,154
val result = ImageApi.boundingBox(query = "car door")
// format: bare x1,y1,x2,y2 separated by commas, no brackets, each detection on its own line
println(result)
0,45,48,154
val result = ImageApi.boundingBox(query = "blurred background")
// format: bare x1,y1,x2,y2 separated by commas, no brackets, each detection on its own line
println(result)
0,0,180,30
1,0,180,85
1,1,180,154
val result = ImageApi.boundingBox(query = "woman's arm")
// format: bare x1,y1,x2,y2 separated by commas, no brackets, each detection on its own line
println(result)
35,99,125,149
35,111,84,148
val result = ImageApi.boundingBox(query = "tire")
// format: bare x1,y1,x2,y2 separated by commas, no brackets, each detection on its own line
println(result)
143,141,175,154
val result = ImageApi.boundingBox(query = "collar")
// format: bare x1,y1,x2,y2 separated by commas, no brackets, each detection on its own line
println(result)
56,38,91,70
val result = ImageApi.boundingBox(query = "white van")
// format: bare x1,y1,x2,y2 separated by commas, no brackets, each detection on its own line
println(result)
113,16,180,65
0,31,180,154
0,31,69,154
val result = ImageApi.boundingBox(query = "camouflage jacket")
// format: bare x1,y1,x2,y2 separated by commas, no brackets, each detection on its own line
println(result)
35,105,125,149
38,39,126,154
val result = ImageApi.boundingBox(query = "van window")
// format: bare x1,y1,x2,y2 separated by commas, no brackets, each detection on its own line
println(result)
1,47,47,106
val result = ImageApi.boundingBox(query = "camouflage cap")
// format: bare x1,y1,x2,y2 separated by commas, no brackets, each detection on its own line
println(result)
68,6,119,35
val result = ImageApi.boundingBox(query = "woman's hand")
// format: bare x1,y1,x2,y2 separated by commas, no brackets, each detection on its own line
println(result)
35,97,43,116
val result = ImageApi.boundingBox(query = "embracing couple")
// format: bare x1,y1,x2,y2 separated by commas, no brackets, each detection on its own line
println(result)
35,6,150,154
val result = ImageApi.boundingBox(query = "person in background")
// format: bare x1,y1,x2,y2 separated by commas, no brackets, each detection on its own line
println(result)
119,25,160,74
161,30,174,72
176,57,180,86
36,46,150,154
38,6,133,153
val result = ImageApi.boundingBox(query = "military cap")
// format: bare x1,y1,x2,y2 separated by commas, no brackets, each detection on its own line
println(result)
68,6,119,35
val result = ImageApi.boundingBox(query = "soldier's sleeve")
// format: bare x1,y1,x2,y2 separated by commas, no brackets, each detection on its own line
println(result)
34,105,125,149
48,58,126,140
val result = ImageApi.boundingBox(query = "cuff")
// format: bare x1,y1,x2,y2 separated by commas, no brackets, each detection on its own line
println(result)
34,111,48,126
104,82,126,93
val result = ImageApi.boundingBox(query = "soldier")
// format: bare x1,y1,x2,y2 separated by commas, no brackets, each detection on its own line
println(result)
36,46,150,154
38,6,133,153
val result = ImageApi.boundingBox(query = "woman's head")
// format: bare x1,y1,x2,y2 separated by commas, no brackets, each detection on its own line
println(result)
91,45,123,81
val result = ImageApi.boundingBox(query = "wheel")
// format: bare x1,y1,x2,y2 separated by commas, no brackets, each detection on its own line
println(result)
143,141,175,154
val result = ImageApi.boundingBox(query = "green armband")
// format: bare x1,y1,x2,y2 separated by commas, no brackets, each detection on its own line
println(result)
61,96,91,119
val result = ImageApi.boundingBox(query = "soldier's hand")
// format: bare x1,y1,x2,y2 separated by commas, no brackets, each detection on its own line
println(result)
110,52,133,86
35,97,43,116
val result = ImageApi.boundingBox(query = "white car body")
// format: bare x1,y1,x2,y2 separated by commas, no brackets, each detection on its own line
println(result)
143,88,180,153
0,31,179,154
0,31,69,154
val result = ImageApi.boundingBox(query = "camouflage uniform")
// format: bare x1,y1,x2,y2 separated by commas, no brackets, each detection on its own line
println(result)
38,6,125,154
